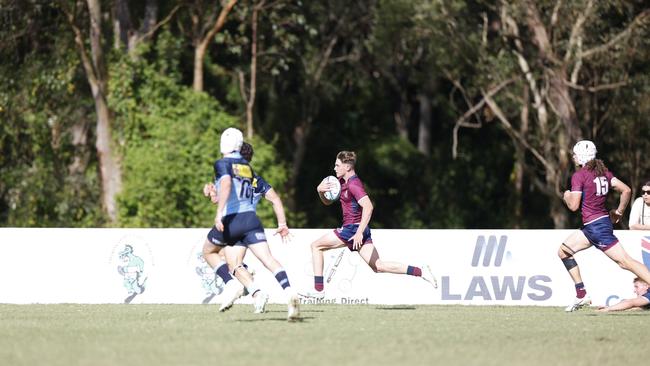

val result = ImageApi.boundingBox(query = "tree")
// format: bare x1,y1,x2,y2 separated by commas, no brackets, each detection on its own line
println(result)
282,1,373,209
181,0,238,91
0,1,103,226
112,0,181,55
108,32,291,228
365,0,444,155
452,0,650,227
61,0,122,222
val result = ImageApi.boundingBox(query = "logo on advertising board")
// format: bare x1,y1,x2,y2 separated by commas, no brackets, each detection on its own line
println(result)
441,235,552,302
299,249,366,305
192,250,225,304
471,235,509,267
642,236,650,269
109,235,154,304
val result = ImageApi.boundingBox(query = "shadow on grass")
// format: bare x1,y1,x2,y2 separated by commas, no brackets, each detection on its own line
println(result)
265,309,325,313
585,312,650,317
375,306,417,311
236,316,314,323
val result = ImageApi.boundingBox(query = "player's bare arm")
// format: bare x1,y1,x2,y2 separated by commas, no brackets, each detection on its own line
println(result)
316,180,335,205
630,223,650,230
610,178,631,220
563,190,581,211
215,176,232,231
352,196,373,250
203,183,218,204
597,296,649,312
264,188,291,242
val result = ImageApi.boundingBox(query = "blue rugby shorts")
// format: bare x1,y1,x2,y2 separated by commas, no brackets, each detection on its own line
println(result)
207,211,266,247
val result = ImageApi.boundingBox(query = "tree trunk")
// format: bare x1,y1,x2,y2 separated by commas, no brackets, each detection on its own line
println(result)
68,118,90,176
288,118,312,211
83,0,122,222
523,1,581,144
192,0,238,92
127,0,158,52
393,93,410,140
543,159,566,227
113,0,131,50
193,44,207,91
547,67,580,142
550,196,569,228
60,0,122,222
417,93,431,156
93,87,121,221
513,88,529,228
522,1,579,227
245,2,262,139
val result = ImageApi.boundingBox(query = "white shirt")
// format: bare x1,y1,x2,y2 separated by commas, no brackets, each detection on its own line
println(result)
628,197,650,227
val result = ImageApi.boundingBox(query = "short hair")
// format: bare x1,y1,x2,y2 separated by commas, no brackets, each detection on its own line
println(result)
643,181,650,187
240,142,254,162
633,277,648,285
337,151,356,167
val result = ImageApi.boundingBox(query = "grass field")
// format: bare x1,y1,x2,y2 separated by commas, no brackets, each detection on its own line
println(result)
1,303,647,366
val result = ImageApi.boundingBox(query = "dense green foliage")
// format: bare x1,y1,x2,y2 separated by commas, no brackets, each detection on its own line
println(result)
111,58,234,227
1,1,649,228
108,33,294,228
0,4,102,226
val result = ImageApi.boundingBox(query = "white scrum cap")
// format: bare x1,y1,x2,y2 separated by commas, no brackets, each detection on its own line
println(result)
220,127,243,154
572,140,597,166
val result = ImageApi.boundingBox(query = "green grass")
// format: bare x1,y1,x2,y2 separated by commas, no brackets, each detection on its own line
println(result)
0,304,647,366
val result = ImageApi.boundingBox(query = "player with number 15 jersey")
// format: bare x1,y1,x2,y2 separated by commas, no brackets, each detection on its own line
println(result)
570,165,615,225
559,140,650,313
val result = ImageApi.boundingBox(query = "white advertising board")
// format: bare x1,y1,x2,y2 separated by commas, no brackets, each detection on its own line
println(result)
0,228,648,307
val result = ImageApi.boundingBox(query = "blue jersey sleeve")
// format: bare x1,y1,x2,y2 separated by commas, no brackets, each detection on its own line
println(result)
251,175,272,208
213,157,256,215
253,175,272,196
214,159,232,180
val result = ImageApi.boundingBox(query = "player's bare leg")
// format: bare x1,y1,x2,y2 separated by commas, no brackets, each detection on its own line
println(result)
358,243,437,288
358,243,406,273
298,232,346,299
558,232,591,284
225,246,255,287
201,239,224,268
558,231,592,312
309,232,346,293
248,242,283,273
202,239,246,311
247,242,300,320
220,245,264,313
227,245,269,313
603,244,650,285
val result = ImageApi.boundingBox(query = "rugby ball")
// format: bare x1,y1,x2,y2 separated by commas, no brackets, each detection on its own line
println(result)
322,176,341,202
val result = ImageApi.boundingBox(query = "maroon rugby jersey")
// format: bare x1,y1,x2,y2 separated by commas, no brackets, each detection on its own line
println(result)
570,166,615,224
339,175,368,225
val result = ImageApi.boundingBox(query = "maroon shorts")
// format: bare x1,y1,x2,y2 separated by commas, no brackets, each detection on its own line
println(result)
334,224,373,251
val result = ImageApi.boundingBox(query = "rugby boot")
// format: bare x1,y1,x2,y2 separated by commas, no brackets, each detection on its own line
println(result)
565,295,592,312
421,264,438,289
219,280,245,312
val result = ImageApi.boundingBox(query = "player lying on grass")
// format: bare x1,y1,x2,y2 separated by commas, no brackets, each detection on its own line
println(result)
597,277,650,312
302,150,438,299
